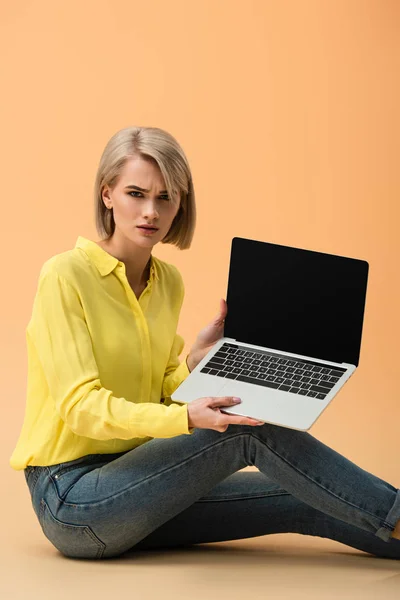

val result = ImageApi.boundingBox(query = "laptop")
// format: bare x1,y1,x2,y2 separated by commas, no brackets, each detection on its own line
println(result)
171,237,369,431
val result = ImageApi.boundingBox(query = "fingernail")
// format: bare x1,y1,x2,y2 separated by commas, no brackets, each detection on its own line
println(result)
233,397,241,402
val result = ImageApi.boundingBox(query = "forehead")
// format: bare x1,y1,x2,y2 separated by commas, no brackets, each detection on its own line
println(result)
119,156,165,187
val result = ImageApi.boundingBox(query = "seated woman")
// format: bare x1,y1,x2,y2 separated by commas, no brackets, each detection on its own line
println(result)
10,125,400,560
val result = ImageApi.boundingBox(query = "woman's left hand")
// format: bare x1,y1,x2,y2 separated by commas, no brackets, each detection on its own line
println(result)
187,298,227,371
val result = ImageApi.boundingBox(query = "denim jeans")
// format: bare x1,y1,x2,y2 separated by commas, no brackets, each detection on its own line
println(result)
24,422,400,560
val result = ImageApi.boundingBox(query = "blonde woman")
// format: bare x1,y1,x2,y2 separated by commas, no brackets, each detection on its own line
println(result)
11,126,400,560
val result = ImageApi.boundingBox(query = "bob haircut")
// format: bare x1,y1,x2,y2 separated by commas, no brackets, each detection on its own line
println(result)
94,126,196,249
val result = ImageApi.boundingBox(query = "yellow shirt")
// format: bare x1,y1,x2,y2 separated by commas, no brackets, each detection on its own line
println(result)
10,236,193,470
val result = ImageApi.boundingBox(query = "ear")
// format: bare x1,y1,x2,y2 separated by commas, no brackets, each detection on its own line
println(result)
101,185,111,205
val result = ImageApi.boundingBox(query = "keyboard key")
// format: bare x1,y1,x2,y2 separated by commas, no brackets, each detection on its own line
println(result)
212,355,226,361
200,367,211,373
307,391,317,397
320,381,334,389
279,384,291,391
316,393,326,399
236,375,279,389
225,373,238,379
310,384,332,394
207,361,226,370
330,370,344,377
298,389,308,395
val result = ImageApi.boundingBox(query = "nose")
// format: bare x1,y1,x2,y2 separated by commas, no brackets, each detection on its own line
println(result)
143,199,160,221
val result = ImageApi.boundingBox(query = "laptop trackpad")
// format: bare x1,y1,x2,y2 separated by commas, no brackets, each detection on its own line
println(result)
219,378,257,400
217,378,263,416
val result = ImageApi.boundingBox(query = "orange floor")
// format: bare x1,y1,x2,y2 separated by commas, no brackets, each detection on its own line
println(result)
5,493,400,600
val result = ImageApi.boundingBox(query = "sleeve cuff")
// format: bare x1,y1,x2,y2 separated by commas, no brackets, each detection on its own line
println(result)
161,355,191,398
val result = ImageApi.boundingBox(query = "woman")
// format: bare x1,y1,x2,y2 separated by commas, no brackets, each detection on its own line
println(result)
10,126,400,560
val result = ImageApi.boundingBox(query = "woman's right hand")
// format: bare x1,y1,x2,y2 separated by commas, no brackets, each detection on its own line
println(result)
187,396,264,432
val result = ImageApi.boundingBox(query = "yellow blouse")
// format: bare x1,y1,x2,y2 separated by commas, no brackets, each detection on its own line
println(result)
10,236,193,470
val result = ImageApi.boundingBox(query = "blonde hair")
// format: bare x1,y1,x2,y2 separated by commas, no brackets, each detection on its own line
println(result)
94,126,196,249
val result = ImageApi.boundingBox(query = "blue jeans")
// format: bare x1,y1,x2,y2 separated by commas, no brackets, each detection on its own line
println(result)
24,423,400,560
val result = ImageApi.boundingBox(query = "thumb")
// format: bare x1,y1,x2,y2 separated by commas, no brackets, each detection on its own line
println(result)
220,298,227,317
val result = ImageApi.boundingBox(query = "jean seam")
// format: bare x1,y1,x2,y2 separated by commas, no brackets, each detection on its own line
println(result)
249,431,391,526
197,491,292,502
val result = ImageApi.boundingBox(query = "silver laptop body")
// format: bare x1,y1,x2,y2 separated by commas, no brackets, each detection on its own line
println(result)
172,237,369,431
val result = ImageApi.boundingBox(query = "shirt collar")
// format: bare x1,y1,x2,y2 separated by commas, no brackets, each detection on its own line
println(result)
75,236,159,281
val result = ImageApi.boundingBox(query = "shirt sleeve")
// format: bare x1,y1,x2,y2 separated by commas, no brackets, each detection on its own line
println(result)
161,332,191,399
161,266,191,398
30,269,193,441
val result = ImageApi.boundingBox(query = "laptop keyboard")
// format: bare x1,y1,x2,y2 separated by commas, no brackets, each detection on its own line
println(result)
200,343,346,400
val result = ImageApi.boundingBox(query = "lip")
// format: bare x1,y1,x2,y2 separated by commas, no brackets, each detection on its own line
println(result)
137,225,159,230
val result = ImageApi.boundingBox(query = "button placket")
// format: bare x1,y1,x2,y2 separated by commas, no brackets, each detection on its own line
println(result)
114,262,153,399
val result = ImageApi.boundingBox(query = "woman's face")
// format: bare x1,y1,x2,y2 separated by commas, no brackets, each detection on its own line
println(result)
102,155,180,247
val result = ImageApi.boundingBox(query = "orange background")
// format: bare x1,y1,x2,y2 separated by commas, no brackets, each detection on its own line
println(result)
1,0,399,569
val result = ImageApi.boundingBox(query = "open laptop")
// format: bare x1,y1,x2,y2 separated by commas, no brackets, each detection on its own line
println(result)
171,237,369,431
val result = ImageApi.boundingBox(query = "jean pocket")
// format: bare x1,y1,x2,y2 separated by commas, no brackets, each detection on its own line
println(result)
39,498,106,559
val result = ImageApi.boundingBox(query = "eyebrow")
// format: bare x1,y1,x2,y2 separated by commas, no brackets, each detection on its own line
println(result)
125,184,168,194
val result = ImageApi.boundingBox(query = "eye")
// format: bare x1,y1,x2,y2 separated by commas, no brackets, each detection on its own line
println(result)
128,191,169,201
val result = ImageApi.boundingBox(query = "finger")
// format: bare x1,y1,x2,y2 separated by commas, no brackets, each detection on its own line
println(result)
221,415,264,426
209,396,241,407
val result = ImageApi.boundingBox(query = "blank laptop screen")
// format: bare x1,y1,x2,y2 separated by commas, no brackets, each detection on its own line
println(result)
224,238,369,367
